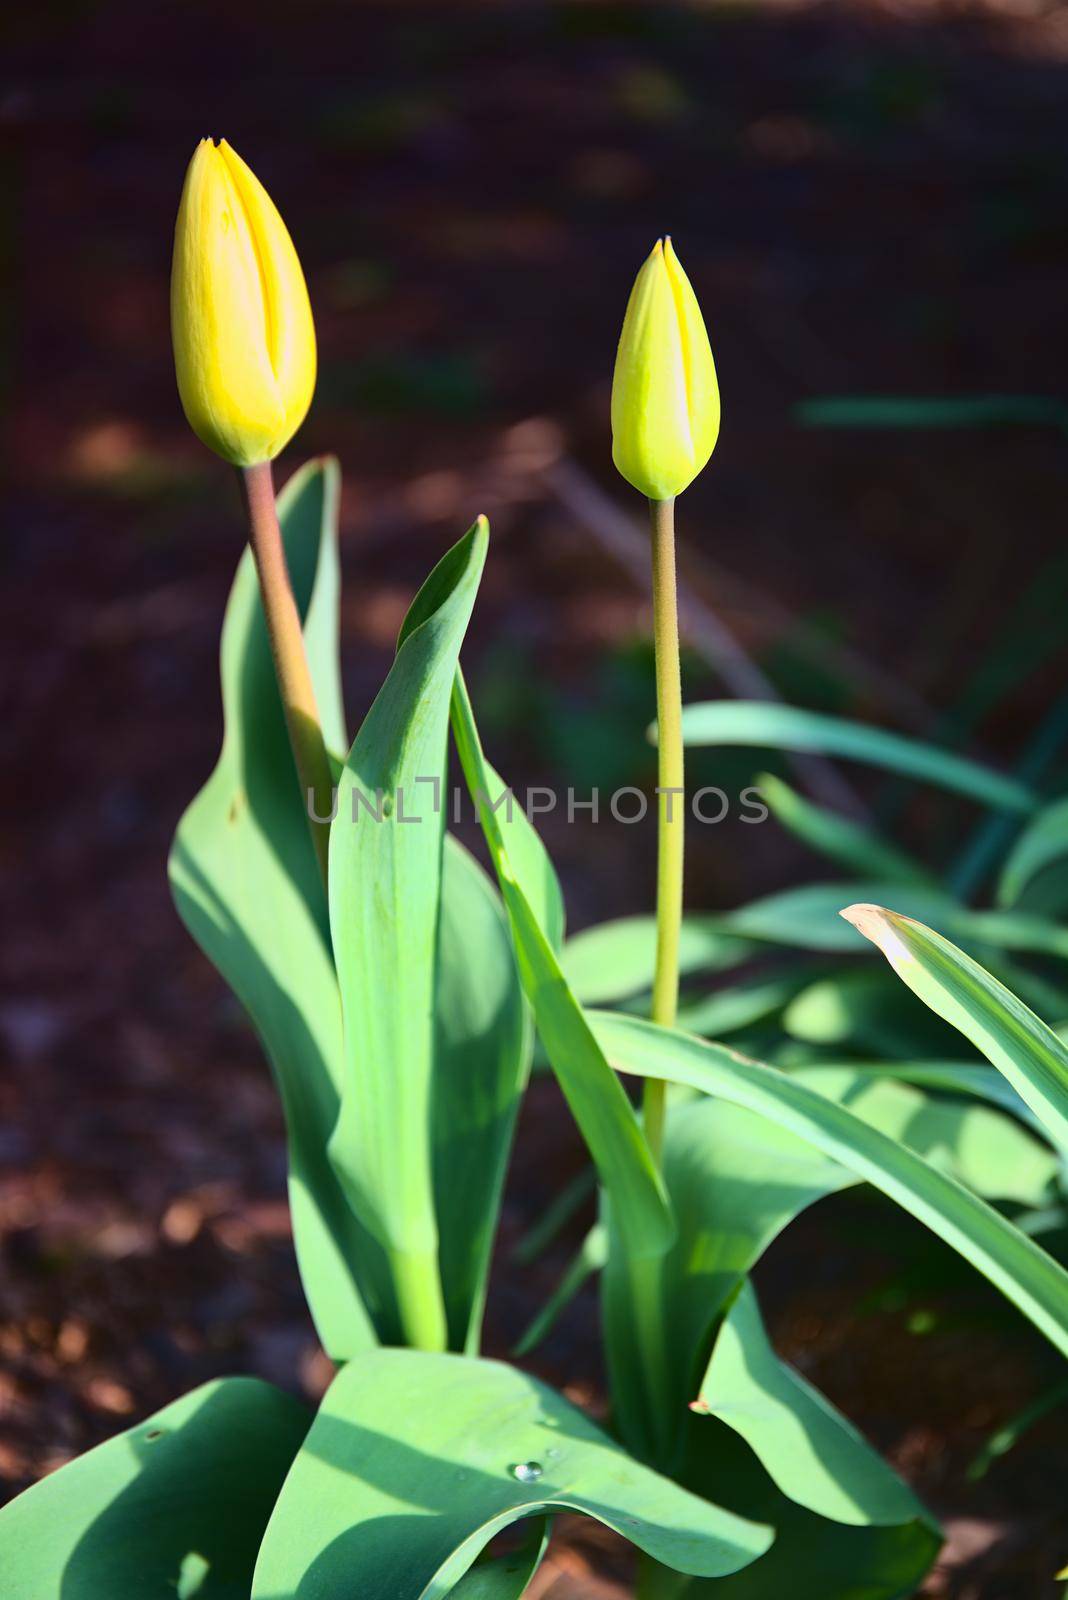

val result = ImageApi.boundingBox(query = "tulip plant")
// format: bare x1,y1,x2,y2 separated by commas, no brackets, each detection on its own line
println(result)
4,140,1068,1600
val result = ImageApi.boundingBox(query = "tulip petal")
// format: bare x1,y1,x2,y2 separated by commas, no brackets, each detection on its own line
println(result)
663,236,720,476
171,139,316,466
218,140,317,454
611,241,693,500
611,239,719,501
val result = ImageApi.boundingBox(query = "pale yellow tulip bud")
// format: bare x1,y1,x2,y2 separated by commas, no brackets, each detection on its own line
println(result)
171,139,316,466
611,237,720,502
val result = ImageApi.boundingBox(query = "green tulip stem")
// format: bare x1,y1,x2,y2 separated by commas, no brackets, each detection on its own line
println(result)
645,495,683,1163
241,461,333,890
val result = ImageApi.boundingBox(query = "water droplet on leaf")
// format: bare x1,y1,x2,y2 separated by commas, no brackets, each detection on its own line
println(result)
510,1461,543,1483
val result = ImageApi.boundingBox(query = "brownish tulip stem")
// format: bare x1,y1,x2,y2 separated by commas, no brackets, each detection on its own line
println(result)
644,495,683,1164
240,461,333,890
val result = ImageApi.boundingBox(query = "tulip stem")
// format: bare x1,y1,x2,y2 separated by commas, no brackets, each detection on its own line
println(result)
240,461,333,891
645,495,683,1163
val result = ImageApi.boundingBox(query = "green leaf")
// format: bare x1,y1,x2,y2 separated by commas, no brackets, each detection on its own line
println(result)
434,838,531,1353
797,394,1068,433
450,673,674,1260
719,881,1068,961
966,1378,1068,1481
698,1281,932,1532
328,521,489,1348
676,701,1034,812
783,968,971,1057
590,1011,1068,1359
631,1097,852,1428
251,1350,772,1598
562,916,749,1005
792,1067,1058,1207
676,969,813,1040
0,1378,310,1599
998,797,1068,910
605,1058,1048,1471
756,771,933,884
843,904,1068,1154
448,1519,551,1599
814,1060,1045,1132
169,458,376,1359
653,1415,938,1600
513,1224,608,1357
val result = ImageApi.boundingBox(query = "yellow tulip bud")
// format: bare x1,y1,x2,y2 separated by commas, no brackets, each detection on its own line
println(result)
171,139,316,467
611,237,720,502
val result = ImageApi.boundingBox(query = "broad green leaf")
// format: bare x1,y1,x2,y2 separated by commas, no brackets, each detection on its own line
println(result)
449,1519,551,1599
562,916,748,1005
328,522,487,1348
757,771,933,885
815,1060,1045,1132
720,880,1068,961
0,1378,310,1599
998,797,1068,910
251,1350,772,1599
615,1096,851,1432
676,969,813,1040
450,673,673,1259
434,838,531,1353
169,458,376,1358
783,968,970,1057
606,1061,1050,1464
653,1412,938,1600
590,1011,1068,1359
792,1067,1057,1207
843,905,1068,1154
473,758,566,955
676,701,1034,813
698,1281,932,1532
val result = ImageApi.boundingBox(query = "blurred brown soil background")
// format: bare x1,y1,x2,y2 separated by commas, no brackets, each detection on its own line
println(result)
3,2,1068,1595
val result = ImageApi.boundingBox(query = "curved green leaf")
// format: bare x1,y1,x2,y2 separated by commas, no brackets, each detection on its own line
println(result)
721,881,1068,961
169,458,376,1358
998,797,1068,910
757,771,933,885
434,839,531,1353
562,916,748,1005
606,1062,1050,1466
811,1060,1045,1132
450,674,673,1259
676,702,1034,812
698,1281,933,1534
328,522,488,1346
449,1519,551,1599
251,1350,772,1598
513,1224,607,1358
843,904,1068,1154
677,969,813,1040
0,1378,310,1599
651,1413,939,1600
792,1067,1057,1207
783,968,971,1057
590,1011,1068,1359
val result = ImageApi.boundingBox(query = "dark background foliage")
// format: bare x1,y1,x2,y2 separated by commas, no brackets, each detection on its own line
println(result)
2,2,1067,1593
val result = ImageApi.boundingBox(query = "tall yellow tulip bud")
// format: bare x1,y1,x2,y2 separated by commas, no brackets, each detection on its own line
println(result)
171,139,316,466
611,237,719,502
